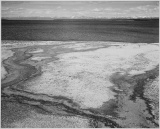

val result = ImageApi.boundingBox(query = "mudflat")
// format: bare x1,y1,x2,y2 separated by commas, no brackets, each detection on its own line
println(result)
1,41,159,128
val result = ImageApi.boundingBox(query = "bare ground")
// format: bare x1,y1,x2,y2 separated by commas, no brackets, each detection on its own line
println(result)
1,41,159,128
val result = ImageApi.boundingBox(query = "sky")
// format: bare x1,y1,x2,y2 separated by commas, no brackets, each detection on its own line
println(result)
1,1,159,18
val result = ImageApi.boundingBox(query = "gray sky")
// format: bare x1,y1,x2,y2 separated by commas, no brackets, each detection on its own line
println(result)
1,1,159,18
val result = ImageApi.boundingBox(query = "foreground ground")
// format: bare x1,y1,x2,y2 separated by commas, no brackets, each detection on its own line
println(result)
1,41,159,128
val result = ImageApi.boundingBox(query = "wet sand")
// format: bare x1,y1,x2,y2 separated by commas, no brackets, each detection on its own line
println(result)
1,41,159,128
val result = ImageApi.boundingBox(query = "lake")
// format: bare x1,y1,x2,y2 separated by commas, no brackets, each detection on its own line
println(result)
2,19,159,43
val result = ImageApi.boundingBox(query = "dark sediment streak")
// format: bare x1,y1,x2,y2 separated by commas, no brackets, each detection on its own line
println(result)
2,49,40,89
109,66,159,127
130,66,159,127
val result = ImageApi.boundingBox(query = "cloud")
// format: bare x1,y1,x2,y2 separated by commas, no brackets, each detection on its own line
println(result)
76,12,84,15
2,7,10,11
104,7,117,11
121,5,159,17
92,7,120,13
136,5,150,11
152,6,159,11
57,6,61,9
128,5,159,12
72,7,84,11
93,8,101,12
2,1,159,18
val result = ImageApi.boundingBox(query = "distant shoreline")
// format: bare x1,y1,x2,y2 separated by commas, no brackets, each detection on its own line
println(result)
2,18,159,21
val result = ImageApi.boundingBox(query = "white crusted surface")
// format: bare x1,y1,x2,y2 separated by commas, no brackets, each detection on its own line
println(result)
22,43,159,109
11,111,89,128
28,48,44,53
31,56,51,61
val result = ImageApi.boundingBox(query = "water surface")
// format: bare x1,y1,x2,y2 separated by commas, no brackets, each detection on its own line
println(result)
2,19,159,43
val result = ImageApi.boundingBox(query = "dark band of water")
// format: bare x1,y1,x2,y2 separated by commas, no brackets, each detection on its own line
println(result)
2,19,159,43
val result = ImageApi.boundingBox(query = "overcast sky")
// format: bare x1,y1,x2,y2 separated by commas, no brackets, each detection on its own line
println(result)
1,1,159,18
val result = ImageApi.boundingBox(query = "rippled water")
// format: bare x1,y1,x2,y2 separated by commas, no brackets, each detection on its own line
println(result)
2,19,159,43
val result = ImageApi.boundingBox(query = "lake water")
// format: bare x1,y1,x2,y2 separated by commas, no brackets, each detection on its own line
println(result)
2,19,159,43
